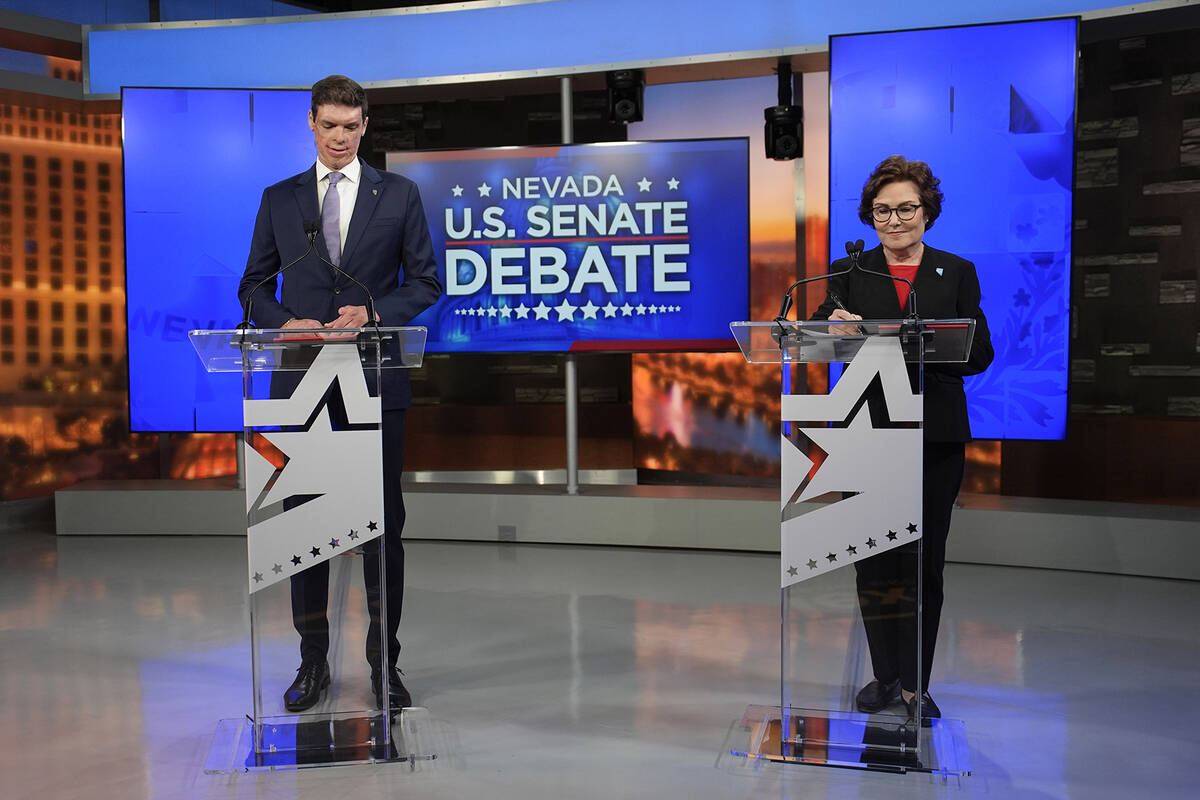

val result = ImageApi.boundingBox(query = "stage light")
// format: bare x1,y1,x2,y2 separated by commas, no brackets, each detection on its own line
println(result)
607,69,645,123
764,57,803,160
765,106,803,160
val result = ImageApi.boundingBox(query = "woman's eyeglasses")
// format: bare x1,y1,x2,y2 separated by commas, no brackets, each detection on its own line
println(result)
872,203,921,223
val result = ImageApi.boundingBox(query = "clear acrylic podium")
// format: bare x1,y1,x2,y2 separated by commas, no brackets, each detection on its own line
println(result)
188,325,430,772
726,318,975,775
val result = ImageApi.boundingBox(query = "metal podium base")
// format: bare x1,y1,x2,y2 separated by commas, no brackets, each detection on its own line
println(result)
203,707,438,773
721,704,971,776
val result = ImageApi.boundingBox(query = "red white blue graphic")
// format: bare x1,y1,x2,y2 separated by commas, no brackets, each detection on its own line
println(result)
389,138,749,352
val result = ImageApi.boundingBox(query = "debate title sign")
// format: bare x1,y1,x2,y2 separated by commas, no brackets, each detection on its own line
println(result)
387,138,749,352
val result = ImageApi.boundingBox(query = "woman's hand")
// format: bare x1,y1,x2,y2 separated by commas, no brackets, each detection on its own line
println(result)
828,307,863,336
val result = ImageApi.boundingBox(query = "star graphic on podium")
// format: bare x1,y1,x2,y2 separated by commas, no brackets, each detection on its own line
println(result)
310,546,321,557
272,563,283,574
367,521,378,532
291,554,302,566
807,559,818,570
906,522,918,534
778,335,923,589
252,572,263,583
247,402,379,524
329,537,340,549
787,565,798,577
348,529,359,541
887,530,898,541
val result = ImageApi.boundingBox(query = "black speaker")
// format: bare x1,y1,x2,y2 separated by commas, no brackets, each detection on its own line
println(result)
607,69,645,124
764,105,803,160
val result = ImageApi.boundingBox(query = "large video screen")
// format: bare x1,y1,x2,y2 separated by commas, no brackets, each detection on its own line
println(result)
388,139,749,353
830,18,1077,440
123,87,313,432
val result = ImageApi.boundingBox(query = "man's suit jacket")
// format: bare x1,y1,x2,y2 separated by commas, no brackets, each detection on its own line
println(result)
811,243,993,442
238,158,442,409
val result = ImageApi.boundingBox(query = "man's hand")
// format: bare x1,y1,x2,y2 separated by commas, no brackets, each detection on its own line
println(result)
828,307,864,337
282,318,323,329
324,305,380,329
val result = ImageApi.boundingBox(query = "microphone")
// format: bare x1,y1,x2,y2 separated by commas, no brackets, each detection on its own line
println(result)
851,240,919,319
239,219,321,331
774,239,863,322
311,238,382,337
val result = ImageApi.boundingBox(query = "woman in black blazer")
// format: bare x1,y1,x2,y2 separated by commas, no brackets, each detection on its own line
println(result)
811,155,993,722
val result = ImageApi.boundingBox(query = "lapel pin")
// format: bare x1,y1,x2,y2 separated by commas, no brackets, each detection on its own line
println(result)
936,267,944,277
372,189,378,195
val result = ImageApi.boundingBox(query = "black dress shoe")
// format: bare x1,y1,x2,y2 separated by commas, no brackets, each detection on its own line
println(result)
905,691,941,727
284,660,330,712
855,678,900,713
371,666,413,709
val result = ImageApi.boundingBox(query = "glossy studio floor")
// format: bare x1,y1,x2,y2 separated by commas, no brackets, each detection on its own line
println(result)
2,512,1199,800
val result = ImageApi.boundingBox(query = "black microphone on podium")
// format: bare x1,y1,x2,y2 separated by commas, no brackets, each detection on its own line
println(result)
775,239,864,323
310,231,383,339
850,238,920,319
238,219,321,333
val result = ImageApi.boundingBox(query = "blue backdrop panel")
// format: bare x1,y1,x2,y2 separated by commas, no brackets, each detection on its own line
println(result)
388,139,749,353
830,18,1076,440
123,87,312,432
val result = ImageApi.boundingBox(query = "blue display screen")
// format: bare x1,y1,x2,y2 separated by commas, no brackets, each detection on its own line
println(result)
388,139,749,352
123,87,313,432
830,18,1076,440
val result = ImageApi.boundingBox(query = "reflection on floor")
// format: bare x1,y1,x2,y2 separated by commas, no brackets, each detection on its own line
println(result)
1,524,1198,799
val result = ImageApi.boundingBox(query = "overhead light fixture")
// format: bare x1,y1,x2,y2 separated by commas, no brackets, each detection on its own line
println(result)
764,57,803,160
607,69,645,124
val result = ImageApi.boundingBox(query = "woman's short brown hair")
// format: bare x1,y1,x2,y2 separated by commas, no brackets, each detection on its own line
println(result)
857,155,944,230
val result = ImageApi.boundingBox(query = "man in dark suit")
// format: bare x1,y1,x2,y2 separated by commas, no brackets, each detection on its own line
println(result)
238,74,441,712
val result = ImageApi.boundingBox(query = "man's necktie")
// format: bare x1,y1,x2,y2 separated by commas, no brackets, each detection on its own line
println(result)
322,171,343,266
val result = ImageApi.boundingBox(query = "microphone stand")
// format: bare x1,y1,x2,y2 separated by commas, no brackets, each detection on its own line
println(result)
854,261,919,320
772,239,864,348
236,220,321,344
311,248,384,351
851,242,924,354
